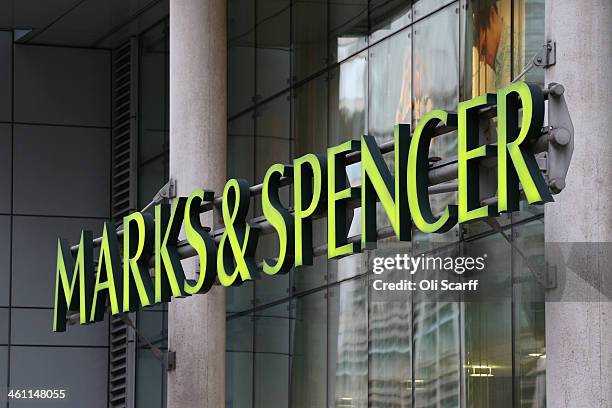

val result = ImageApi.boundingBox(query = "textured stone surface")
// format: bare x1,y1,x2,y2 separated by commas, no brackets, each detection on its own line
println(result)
545,1,612,406
168,0,227,406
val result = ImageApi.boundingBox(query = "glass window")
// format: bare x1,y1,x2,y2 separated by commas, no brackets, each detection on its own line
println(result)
328,277,368,407
329,51,367,145
512,218,546,408
290,290,327,407
139,20,169,164
257,0,291,100
293,0,328,81
413,0,456,21
412,5,461,252
227,351,254,408
369,29,412,144
254,303,290,408
224,1,548,407
463,0,512,98
369,0,412,43
513,0,545,84
227,316,254,408
368,270,412,407
464,232,513,408
229,0,255,115
329,0,368,62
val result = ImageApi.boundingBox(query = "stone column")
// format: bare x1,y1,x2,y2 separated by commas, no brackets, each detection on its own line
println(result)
545,1,612,406
168,0,226,406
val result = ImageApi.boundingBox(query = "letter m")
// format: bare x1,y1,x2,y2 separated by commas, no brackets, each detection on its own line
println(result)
53,231,95,332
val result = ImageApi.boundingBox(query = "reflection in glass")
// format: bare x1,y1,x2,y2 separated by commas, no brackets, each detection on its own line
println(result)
413,251,461,408
227,351,254,408
464,232,513,408
329,0,368,62
328,277,368,407
369,30,411,144
369,0,412,43
369,269,412,407
513,0,545,85
329,52,367,145
294,73,328,155
464,0,512,98
293,0,328,81
290,290,327,407
136,349,167,408
412,6,460,251
257,0,291,100
413,0,455,21
254,303,290,408
228,0,255,115
512,219,546,408
139,20,169,164
228,113,255,182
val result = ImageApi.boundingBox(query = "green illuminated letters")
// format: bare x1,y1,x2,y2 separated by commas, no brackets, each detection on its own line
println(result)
122,212,155,312
361,124,411,248
293,154,326,266
183,189,218,295
458,93,497,222
52,81,565,331
154,198,188,303
217,178,259,286
497,82,553,212
328,140,360,258
90,223,122,322
262,164,294,275
408,110,458,233
53,231,94,332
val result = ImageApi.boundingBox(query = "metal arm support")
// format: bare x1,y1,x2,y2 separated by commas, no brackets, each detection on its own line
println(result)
544,83,574,193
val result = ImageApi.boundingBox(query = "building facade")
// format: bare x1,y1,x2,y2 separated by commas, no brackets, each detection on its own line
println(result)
0,0,610,407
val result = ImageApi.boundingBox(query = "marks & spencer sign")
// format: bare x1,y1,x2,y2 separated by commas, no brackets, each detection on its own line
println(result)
53,81,557,331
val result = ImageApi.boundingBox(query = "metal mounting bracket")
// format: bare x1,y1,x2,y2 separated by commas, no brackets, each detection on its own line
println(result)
119,314,176,371
534,41,556,68
141,179,177,212
545,83,574,193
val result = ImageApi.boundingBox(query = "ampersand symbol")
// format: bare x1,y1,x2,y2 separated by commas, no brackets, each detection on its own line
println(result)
217,178,260,286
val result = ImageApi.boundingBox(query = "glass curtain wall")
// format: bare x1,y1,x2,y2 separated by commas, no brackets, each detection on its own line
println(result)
135,19,170,408
228,1,546,408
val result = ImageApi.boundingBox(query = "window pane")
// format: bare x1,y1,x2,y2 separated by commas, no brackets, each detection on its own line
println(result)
463,0,512,98
227,351,254,408
136,349,167,408
412,5,460,251
254,303,290,408
369,272,412,407
293,0,327,81
228,315,254,352
255,95,291,304
139,21,169,163
290,290,327,407
369,0,412,43
413,0,456,21
464,232,513,407
513,0,545,84
369,29,411,144
228,113,255,182
329,51,367,145
138,156,167,208
512,219,546,408
328,277,368,407
257,0,291,100
229,0,255,115
329,0,368,62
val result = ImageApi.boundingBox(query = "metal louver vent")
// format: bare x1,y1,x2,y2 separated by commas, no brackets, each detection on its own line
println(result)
109,37,139,408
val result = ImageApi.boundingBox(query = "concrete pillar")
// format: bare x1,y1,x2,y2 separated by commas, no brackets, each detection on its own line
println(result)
545,1,612,406
168,0,226,406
